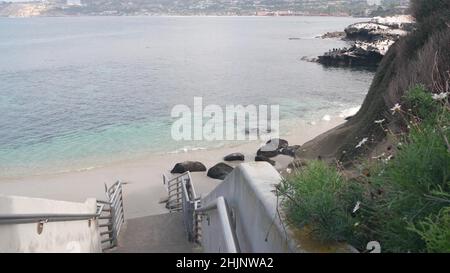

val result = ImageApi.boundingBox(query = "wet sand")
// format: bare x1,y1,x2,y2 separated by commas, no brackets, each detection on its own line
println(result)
0,117,345,219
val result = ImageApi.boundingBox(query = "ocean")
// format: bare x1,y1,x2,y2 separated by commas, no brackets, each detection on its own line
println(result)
0,16,375,178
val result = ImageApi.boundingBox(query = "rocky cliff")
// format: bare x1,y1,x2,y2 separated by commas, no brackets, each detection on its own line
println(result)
317,15,414,67
298,0,450,163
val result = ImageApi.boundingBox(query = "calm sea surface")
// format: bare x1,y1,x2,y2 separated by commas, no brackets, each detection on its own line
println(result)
0,16,375,178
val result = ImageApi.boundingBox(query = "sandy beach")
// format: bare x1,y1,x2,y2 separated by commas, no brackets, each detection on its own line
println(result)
0,117,345,219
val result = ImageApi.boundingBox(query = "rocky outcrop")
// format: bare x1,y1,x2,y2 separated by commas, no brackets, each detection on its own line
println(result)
344,21,410,43
224,153,245,161
298,11,450,163
317,45,384,67
207,163,234,180
317,31,346,39
316,15,414,68
170,161,206,174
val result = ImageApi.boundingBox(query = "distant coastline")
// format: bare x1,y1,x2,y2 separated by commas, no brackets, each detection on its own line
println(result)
0,0,410,18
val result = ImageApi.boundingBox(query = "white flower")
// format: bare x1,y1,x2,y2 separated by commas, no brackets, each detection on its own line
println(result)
432,92,448,100
391,103,401,115
374,119,385,124
352,201,361,213
286,168,292,174
355,137,368,148
382,155,394,164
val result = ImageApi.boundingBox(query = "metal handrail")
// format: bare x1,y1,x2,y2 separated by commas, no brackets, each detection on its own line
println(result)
165,171,193,212
0,204,105,225
0,182,124,252
196,196,239,253
163,171,239,252
164,171,190,184
100,180,125,250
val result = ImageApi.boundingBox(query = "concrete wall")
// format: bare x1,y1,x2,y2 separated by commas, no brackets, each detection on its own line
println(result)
201,162,294,253
0,195,102,253
200,162,356,253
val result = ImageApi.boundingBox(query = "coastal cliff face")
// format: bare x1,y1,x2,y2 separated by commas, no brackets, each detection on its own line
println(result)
298,0,450,163
317,15,414,67
345,17,413,42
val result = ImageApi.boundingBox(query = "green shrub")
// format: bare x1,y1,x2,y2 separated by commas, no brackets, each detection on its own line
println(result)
363,86,450,252
280,86,450,252
410,207,450,253
404,85,436,120
279,161,361,243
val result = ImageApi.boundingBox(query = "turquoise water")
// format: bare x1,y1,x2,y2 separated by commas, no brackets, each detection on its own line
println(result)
0,16,375,178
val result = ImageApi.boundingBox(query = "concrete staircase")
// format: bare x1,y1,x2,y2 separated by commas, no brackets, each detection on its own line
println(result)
111,212,200,253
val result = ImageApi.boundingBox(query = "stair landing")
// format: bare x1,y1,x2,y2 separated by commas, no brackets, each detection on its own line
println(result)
111,212,199,253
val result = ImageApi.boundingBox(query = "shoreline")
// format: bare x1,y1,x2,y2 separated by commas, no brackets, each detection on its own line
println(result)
0,15,360,19
0,116,346,219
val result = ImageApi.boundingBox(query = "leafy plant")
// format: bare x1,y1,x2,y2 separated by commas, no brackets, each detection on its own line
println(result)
409,207,450,253
280,86,450,252
404,85,436,120
279,161,362,243
365,86,450,252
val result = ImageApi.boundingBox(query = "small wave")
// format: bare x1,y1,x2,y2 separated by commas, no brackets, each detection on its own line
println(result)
322,115,332,121
75,166,97,172
339,106,361,118
168,146,207,154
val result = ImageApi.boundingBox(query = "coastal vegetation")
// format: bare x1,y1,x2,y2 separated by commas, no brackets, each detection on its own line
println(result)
284,0,450,253
280,85,450,252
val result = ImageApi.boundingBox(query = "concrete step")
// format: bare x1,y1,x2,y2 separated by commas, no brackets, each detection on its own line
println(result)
111,212,200,253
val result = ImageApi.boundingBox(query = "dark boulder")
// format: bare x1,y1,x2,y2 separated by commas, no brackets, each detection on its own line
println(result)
255,155,276,166
317,45,383,68
224,153,245,162
280,145,301,157
256,148,279,158
170,161,206,174
257,138,289,158
266,138,289,149
207,163,234,180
